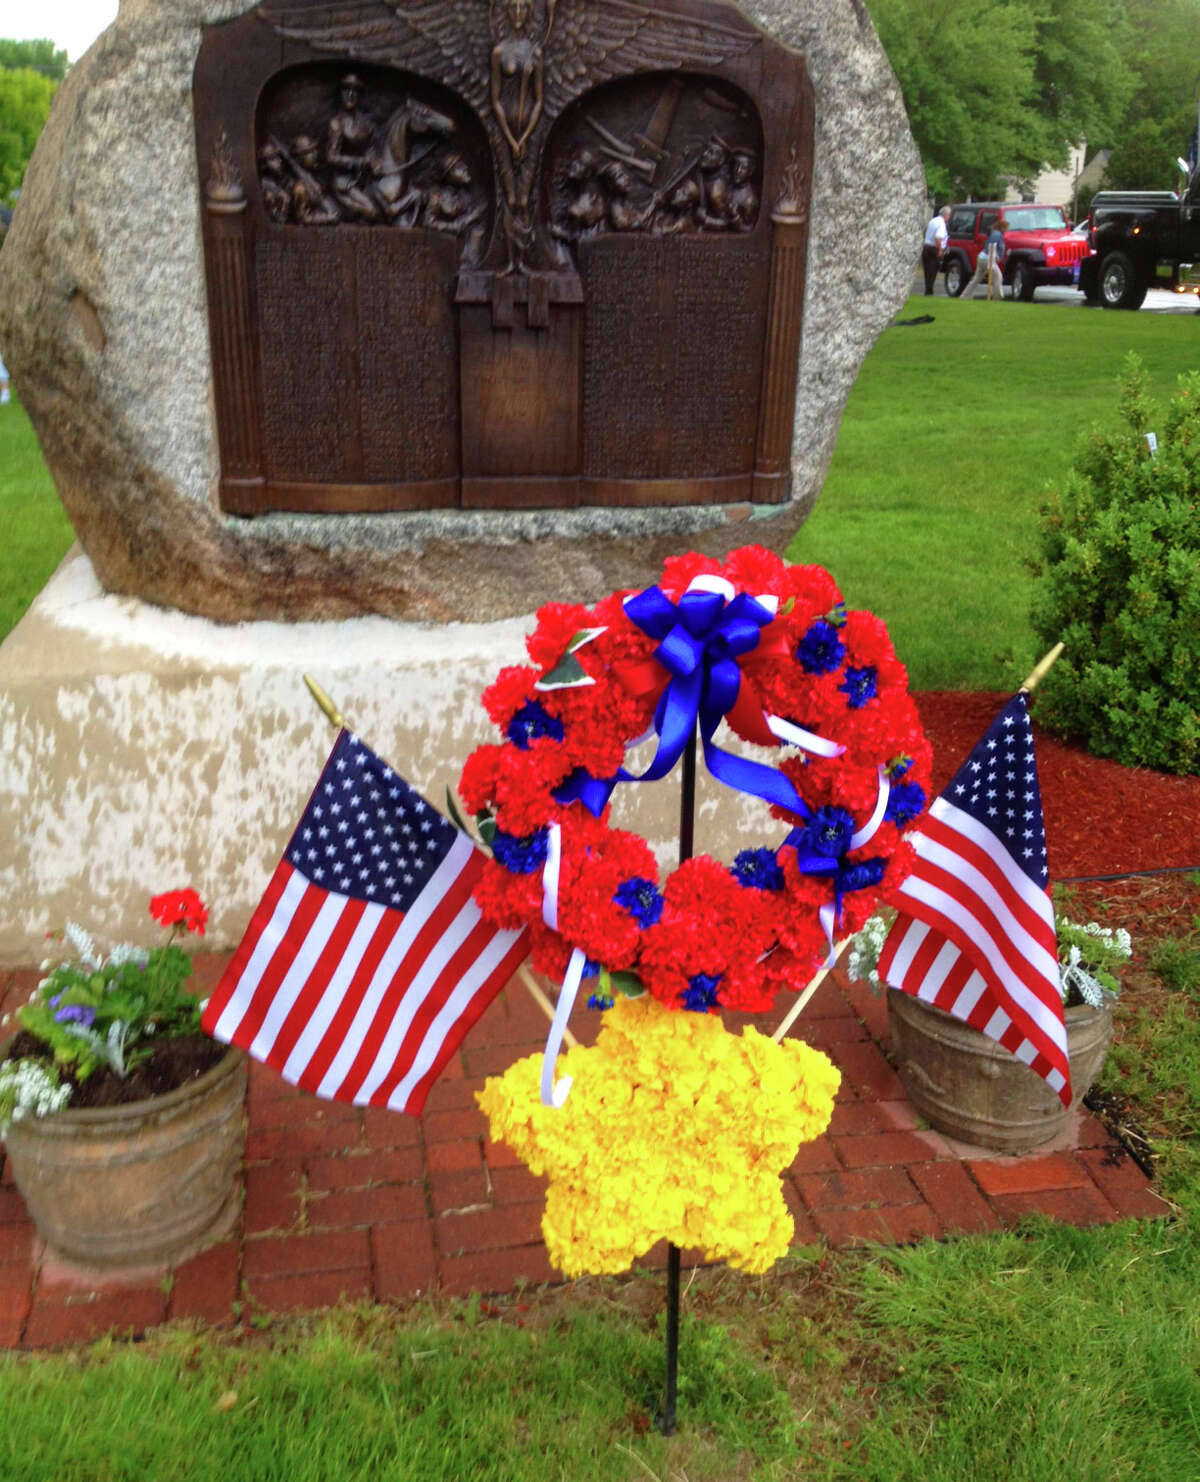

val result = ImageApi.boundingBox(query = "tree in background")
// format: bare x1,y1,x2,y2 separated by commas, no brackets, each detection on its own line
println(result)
868,0,1041,200
1101,0,1200,190
867,0,1130,201
1026,0,1130,190
0,40,66,210
0,39,67,83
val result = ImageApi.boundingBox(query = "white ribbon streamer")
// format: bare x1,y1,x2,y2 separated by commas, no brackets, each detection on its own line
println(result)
849,765,891,850
540,946,587,1108
765,714,846,758
541,822,562,931
684,573,781,616
683,573,736,601
813,766,893,968
538,822,583,1106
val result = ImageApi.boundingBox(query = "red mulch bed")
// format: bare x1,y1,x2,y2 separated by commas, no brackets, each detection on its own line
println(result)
914,692,1200,879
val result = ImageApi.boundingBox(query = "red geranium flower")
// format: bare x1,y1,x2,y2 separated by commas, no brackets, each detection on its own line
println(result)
149,888,207,935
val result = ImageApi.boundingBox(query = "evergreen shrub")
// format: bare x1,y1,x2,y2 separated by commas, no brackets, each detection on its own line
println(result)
1030,355,1199,775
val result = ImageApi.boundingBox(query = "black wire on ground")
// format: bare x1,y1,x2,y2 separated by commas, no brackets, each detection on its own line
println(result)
1058,865,1200,884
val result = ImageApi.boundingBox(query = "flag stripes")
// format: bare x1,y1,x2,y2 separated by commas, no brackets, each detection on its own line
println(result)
202,730,529,1117
896,809,1063,1046
879,693,1069,1103
206,851,527,1114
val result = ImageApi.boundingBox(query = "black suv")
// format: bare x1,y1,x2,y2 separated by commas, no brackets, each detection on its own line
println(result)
941,202,1090,301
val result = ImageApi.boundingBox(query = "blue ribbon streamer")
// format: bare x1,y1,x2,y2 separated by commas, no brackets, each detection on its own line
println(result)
781,830,888,962
617,585,812,820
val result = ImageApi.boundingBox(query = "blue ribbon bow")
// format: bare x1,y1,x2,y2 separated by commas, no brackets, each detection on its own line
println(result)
616,585,811,819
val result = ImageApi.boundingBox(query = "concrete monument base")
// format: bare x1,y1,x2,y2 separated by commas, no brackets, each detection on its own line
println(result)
1,549,770,966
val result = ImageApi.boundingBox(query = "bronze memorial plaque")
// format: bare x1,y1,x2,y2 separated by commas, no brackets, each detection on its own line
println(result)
194,0,813,515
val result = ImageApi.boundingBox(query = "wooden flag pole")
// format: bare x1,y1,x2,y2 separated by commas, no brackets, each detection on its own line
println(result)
517,964,579,1049
300,674,575,1049
771,941,850,1044
1019,642,1065,695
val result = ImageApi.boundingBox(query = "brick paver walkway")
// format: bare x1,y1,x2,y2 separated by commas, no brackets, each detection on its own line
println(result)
0,953,1166,1350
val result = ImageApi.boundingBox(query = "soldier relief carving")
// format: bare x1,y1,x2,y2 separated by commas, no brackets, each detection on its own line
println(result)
195,0,812,514
548,74,761,266
253,69,490,262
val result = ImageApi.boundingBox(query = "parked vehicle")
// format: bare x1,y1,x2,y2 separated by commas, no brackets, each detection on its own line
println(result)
1078,178,1200,309
941,201,1091,301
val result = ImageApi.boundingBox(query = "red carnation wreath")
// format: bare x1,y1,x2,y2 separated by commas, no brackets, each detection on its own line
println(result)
459,546,932,1015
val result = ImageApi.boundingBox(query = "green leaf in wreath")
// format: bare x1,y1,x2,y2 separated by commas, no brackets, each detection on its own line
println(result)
566,626,606,653
476,813,497,846
607,970,646,999
534,627,606,691
534,652,594,691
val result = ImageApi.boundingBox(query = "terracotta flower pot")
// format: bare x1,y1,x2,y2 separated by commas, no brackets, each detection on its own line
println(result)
3,1045,246,1268
887,990,1114,1154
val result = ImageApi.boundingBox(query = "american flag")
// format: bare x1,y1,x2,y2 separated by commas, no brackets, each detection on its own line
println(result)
203,730,528,1116
878,693,1069,1103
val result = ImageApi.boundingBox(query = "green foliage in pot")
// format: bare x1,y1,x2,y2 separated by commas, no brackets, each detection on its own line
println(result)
1029,354,1200,776
0,890,209,1132
1056,916,1132,1008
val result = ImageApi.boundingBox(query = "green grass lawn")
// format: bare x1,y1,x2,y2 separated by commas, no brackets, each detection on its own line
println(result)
787,296,1200,690
0,398,73,642
3,1213,1198,1481
0,1303,801,1482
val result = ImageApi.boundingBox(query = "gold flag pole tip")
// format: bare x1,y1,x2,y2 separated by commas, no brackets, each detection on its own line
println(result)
1019,641,1065,695
304,674,347,731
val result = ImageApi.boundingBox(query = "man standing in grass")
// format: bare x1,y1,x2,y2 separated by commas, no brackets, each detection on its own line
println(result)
922,206,950,295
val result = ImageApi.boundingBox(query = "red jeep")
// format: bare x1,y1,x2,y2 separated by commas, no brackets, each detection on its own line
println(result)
941,201,1091,301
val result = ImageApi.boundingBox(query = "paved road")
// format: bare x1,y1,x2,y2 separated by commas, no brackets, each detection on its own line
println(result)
913,271,1200,314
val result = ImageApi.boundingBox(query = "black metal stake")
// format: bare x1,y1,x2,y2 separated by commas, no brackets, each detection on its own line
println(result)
656,728,697,1437
678,725,696,866
657,1242,682,1435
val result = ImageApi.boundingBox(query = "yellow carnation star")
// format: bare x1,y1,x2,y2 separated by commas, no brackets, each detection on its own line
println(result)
476,995,840,1278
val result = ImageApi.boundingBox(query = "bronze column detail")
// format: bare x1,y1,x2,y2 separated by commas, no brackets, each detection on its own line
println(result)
753,114,813,503
203,133,265,514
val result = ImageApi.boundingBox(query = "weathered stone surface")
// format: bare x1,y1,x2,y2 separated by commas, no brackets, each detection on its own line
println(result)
0,0,923,624
0,548,774,964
